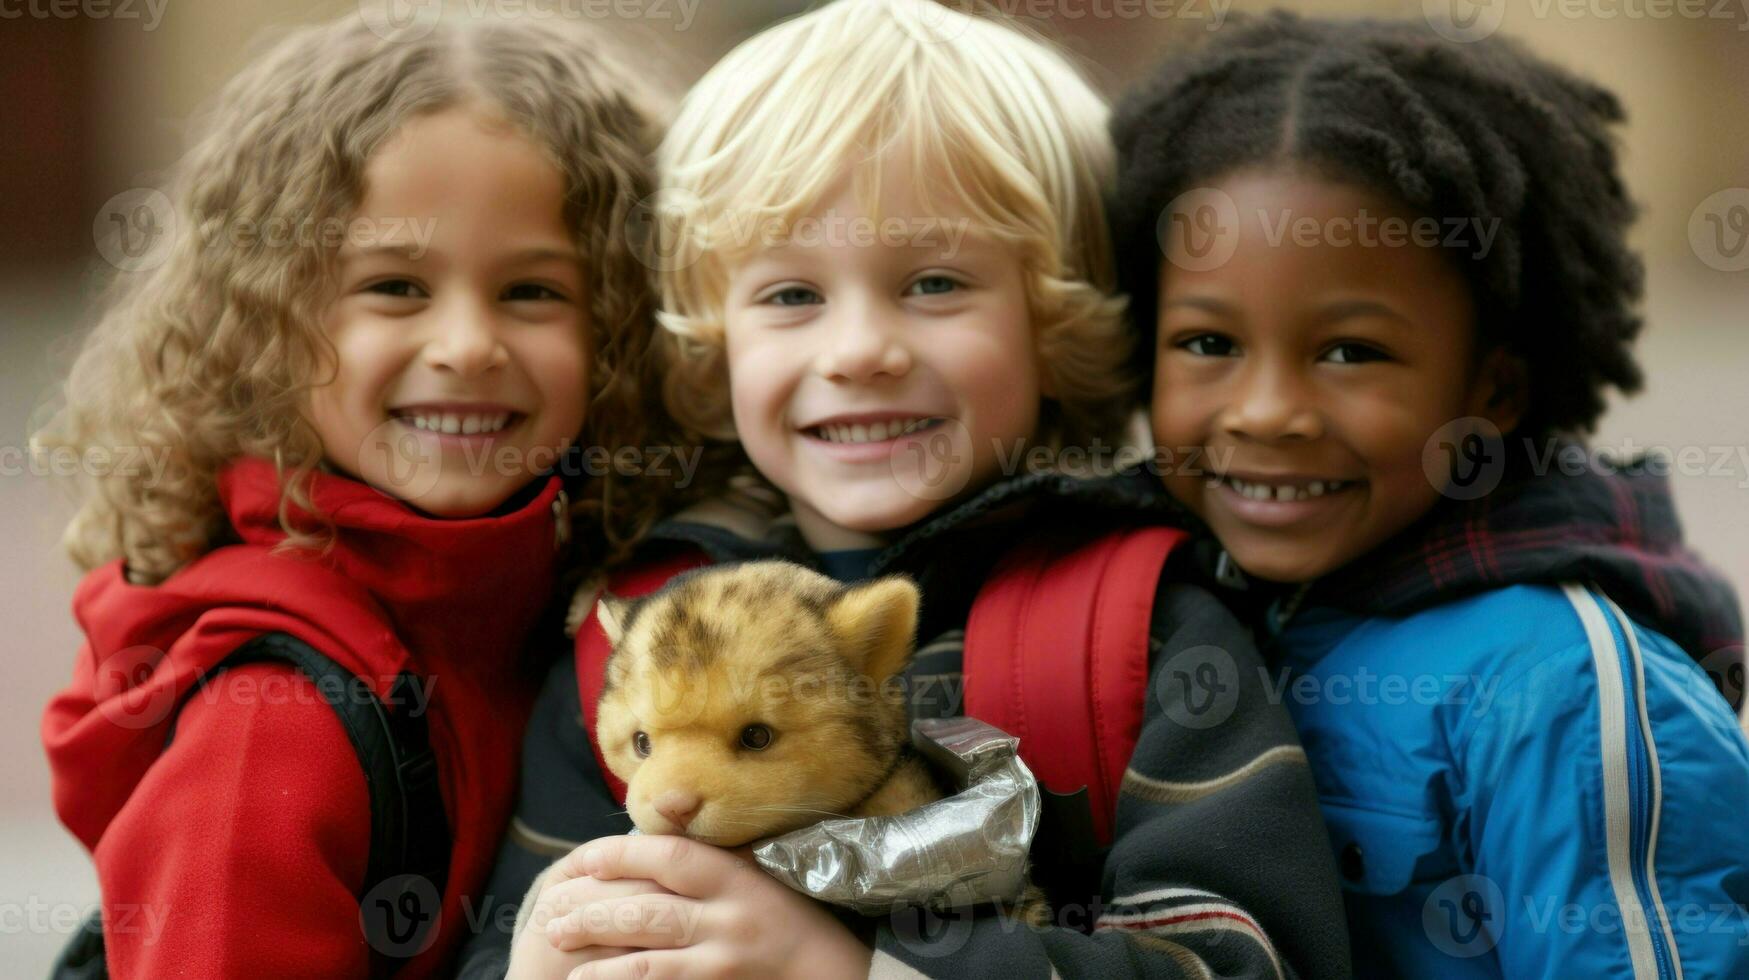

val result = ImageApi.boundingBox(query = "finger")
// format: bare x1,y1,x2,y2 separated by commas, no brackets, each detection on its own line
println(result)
546,835,637,885
569,949,721,980
526,876,673,930
574,834,754,899
547,893,708,952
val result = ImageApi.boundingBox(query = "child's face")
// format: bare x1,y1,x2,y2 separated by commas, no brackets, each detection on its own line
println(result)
307,107,588,517
1150,170,1518,583
720,170,1041,542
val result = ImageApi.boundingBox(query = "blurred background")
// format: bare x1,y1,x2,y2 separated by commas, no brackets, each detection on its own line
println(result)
3,0,1745,969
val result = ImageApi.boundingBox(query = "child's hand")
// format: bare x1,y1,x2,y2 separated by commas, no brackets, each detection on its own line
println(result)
506,861,670,980
542,834,872,980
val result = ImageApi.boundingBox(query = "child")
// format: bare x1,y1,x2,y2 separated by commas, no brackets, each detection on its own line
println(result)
1111,13,1749,978
460,2,1350,979
38,11,681,977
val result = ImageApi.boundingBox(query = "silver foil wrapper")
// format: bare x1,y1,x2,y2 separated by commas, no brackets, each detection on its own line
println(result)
751,716,1040,915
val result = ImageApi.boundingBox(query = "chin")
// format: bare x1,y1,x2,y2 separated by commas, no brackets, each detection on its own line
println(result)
390,479,519,519
1222,541,1342,585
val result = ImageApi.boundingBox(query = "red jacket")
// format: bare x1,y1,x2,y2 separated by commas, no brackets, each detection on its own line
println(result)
42,457,564,977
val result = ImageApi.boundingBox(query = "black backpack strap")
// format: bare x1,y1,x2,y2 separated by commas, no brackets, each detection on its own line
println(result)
51,632,450,979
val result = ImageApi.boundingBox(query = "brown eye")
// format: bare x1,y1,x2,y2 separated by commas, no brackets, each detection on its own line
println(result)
739,724,773,751
633,731,652,757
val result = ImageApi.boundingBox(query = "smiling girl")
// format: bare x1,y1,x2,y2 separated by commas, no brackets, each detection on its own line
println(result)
39,12,679,977
1113,14,1749,978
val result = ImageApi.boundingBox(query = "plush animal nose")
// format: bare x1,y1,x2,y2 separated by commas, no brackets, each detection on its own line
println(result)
652,790,701,830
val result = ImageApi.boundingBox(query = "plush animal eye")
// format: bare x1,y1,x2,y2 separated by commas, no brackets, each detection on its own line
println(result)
739,724,773,750
633,731,652,758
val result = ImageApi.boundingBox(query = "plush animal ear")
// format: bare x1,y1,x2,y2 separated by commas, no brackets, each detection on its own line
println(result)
827,576,920,683
595,593,631,646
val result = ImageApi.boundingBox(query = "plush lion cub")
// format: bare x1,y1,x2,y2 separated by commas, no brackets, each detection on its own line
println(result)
592,560,942,845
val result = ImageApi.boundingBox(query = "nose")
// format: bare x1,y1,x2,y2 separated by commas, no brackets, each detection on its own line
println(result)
652,790,701,832
1219,357,1323,443
423,295,508,378
811,301,911,383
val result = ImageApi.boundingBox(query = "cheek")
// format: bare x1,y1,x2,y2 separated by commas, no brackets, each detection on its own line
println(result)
305,318,402,443
940,316,1038,434
1149,370,1213,449
516,323,589,440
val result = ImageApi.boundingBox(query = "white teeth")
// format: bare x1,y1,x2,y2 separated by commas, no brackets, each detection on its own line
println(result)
1225,476,1350,502
815,417,936,444
399,411,513,435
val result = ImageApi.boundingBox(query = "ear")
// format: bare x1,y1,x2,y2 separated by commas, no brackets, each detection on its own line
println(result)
595,593,631,646
1468,346,1529,437
826,576,921,683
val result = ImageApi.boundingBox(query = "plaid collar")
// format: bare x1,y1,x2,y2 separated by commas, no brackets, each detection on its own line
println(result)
1296,444,1744,676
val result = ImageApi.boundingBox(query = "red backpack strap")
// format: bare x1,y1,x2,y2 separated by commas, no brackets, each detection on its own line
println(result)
964,525,1186,846
576,547,714,806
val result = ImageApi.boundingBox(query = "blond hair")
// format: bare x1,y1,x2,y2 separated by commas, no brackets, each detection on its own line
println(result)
653,0,1134,449
38,8,689,584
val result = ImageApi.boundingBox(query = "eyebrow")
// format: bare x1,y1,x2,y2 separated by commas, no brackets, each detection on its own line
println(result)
1315,298,1413,328
1160,296,1235,316
337,244,580,266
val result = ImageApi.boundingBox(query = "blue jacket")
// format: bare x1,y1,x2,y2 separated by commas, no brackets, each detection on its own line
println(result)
1271,581,1749,979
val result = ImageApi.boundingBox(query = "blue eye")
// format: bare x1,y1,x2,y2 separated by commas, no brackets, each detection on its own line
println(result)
503,283,566,302
767,286,822,307
1177,333,1237,357
907,275,959,296
1324,342,1390,364
365,278,425,299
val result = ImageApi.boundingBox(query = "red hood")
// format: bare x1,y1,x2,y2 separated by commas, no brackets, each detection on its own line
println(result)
43,455,563,904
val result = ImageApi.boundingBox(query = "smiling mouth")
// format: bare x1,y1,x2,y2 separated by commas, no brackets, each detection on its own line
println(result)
1216,474,1358,503
804,416,945,445
390,408,524,436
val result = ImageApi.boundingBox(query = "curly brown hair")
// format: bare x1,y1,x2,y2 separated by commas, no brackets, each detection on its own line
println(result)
38,11,699,584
